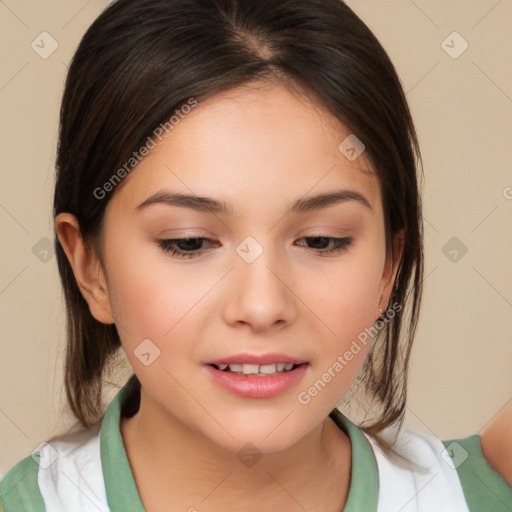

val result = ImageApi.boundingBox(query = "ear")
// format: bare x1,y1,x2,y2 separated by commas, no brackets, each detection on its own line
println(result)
378,228,405,314
54,212,115,324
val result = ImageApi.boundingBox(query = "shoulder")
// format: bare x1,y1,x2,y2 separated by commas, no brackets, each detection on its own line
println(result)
363,423,512,512
442,432,512,511
0,452,45,512
1,424,109,512
481,403,512,486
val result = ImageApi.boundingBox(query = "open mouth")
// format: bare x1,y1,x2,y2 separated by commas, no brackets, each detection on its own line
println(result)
205,360,309,398
209,362,303,376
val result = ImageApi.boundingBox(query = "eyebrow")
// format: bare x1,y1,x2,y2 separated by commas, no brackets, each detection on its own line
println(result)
136,189,372,214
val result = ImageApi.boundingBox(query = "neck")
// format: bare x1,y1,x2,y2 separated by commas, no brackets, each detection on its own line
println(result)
120,388,352,512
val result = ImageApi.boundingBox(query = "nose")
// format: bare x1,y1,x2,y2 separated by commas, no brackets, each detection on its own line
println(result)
222,244,298,333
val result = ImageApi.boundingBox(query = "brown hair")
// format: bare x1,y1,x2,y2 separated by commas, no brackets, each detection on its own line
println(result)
53,0,424,445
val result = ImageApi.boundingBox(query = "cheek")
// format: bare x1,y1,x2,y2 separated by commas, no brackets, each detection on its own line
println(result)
105,256,204,391
301,240,386,402
103,238,183,339
104,241,222,357
310,258,384,340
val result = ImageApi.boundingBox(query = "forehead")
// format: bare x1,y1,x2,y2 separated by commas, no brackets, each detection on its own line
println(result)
109,82,381,216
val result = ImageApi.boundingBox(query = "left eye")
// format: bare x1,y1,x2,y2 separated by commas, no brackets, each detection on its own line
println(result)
295,236,353,254
158,236,353,259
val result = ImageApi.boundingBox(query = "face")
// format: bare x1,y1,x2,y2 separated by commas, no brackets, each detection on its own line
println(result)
89,82,401,454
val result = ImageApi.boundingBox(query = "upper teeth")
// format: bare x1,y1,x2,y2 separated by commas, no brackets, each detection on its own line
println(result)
217,363,295,374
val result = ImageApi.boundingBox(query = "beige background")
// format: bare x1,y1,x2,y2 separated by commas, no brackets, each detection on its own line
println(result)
1,0,511,478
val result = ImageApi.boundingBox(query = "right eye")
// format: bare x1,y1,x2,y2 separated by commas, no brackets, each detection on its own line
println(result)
158,237,218,259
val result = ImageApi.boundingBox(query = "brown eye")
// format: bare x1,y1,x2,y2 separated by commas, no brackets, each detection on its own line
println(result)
158,238,217,258
296,236,353,255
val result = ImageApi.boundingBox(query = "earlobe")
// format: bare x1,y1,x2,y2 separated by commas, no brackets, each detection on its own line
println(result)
54,213,115,325
379,229,405,312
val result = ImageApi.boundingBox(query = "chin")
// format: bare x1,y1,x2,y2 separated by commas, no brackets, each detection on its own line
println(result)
203,415,318,457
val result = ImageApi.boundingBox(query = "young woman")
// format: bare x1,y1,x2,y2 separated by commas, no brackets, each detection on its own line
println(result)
1,0,510,510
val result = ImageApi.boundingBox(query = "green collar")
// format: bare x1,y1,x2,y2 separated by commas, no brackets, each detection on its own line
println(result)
329,408,379,511
100,384,379,511
100,384,145,511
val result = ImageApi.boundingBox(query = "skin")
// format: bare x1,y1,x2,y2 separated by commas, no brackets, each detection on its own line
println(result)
481,402,512,486
56,81,404,512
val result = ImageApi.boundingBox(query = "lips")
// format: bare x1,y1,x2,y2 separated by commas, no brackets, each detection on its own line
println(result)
204,364,308,398
203,353,309,398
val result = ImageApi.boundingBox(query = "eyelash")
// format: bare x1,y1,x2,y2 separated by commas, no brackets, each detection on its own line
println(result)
158,236,353,259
